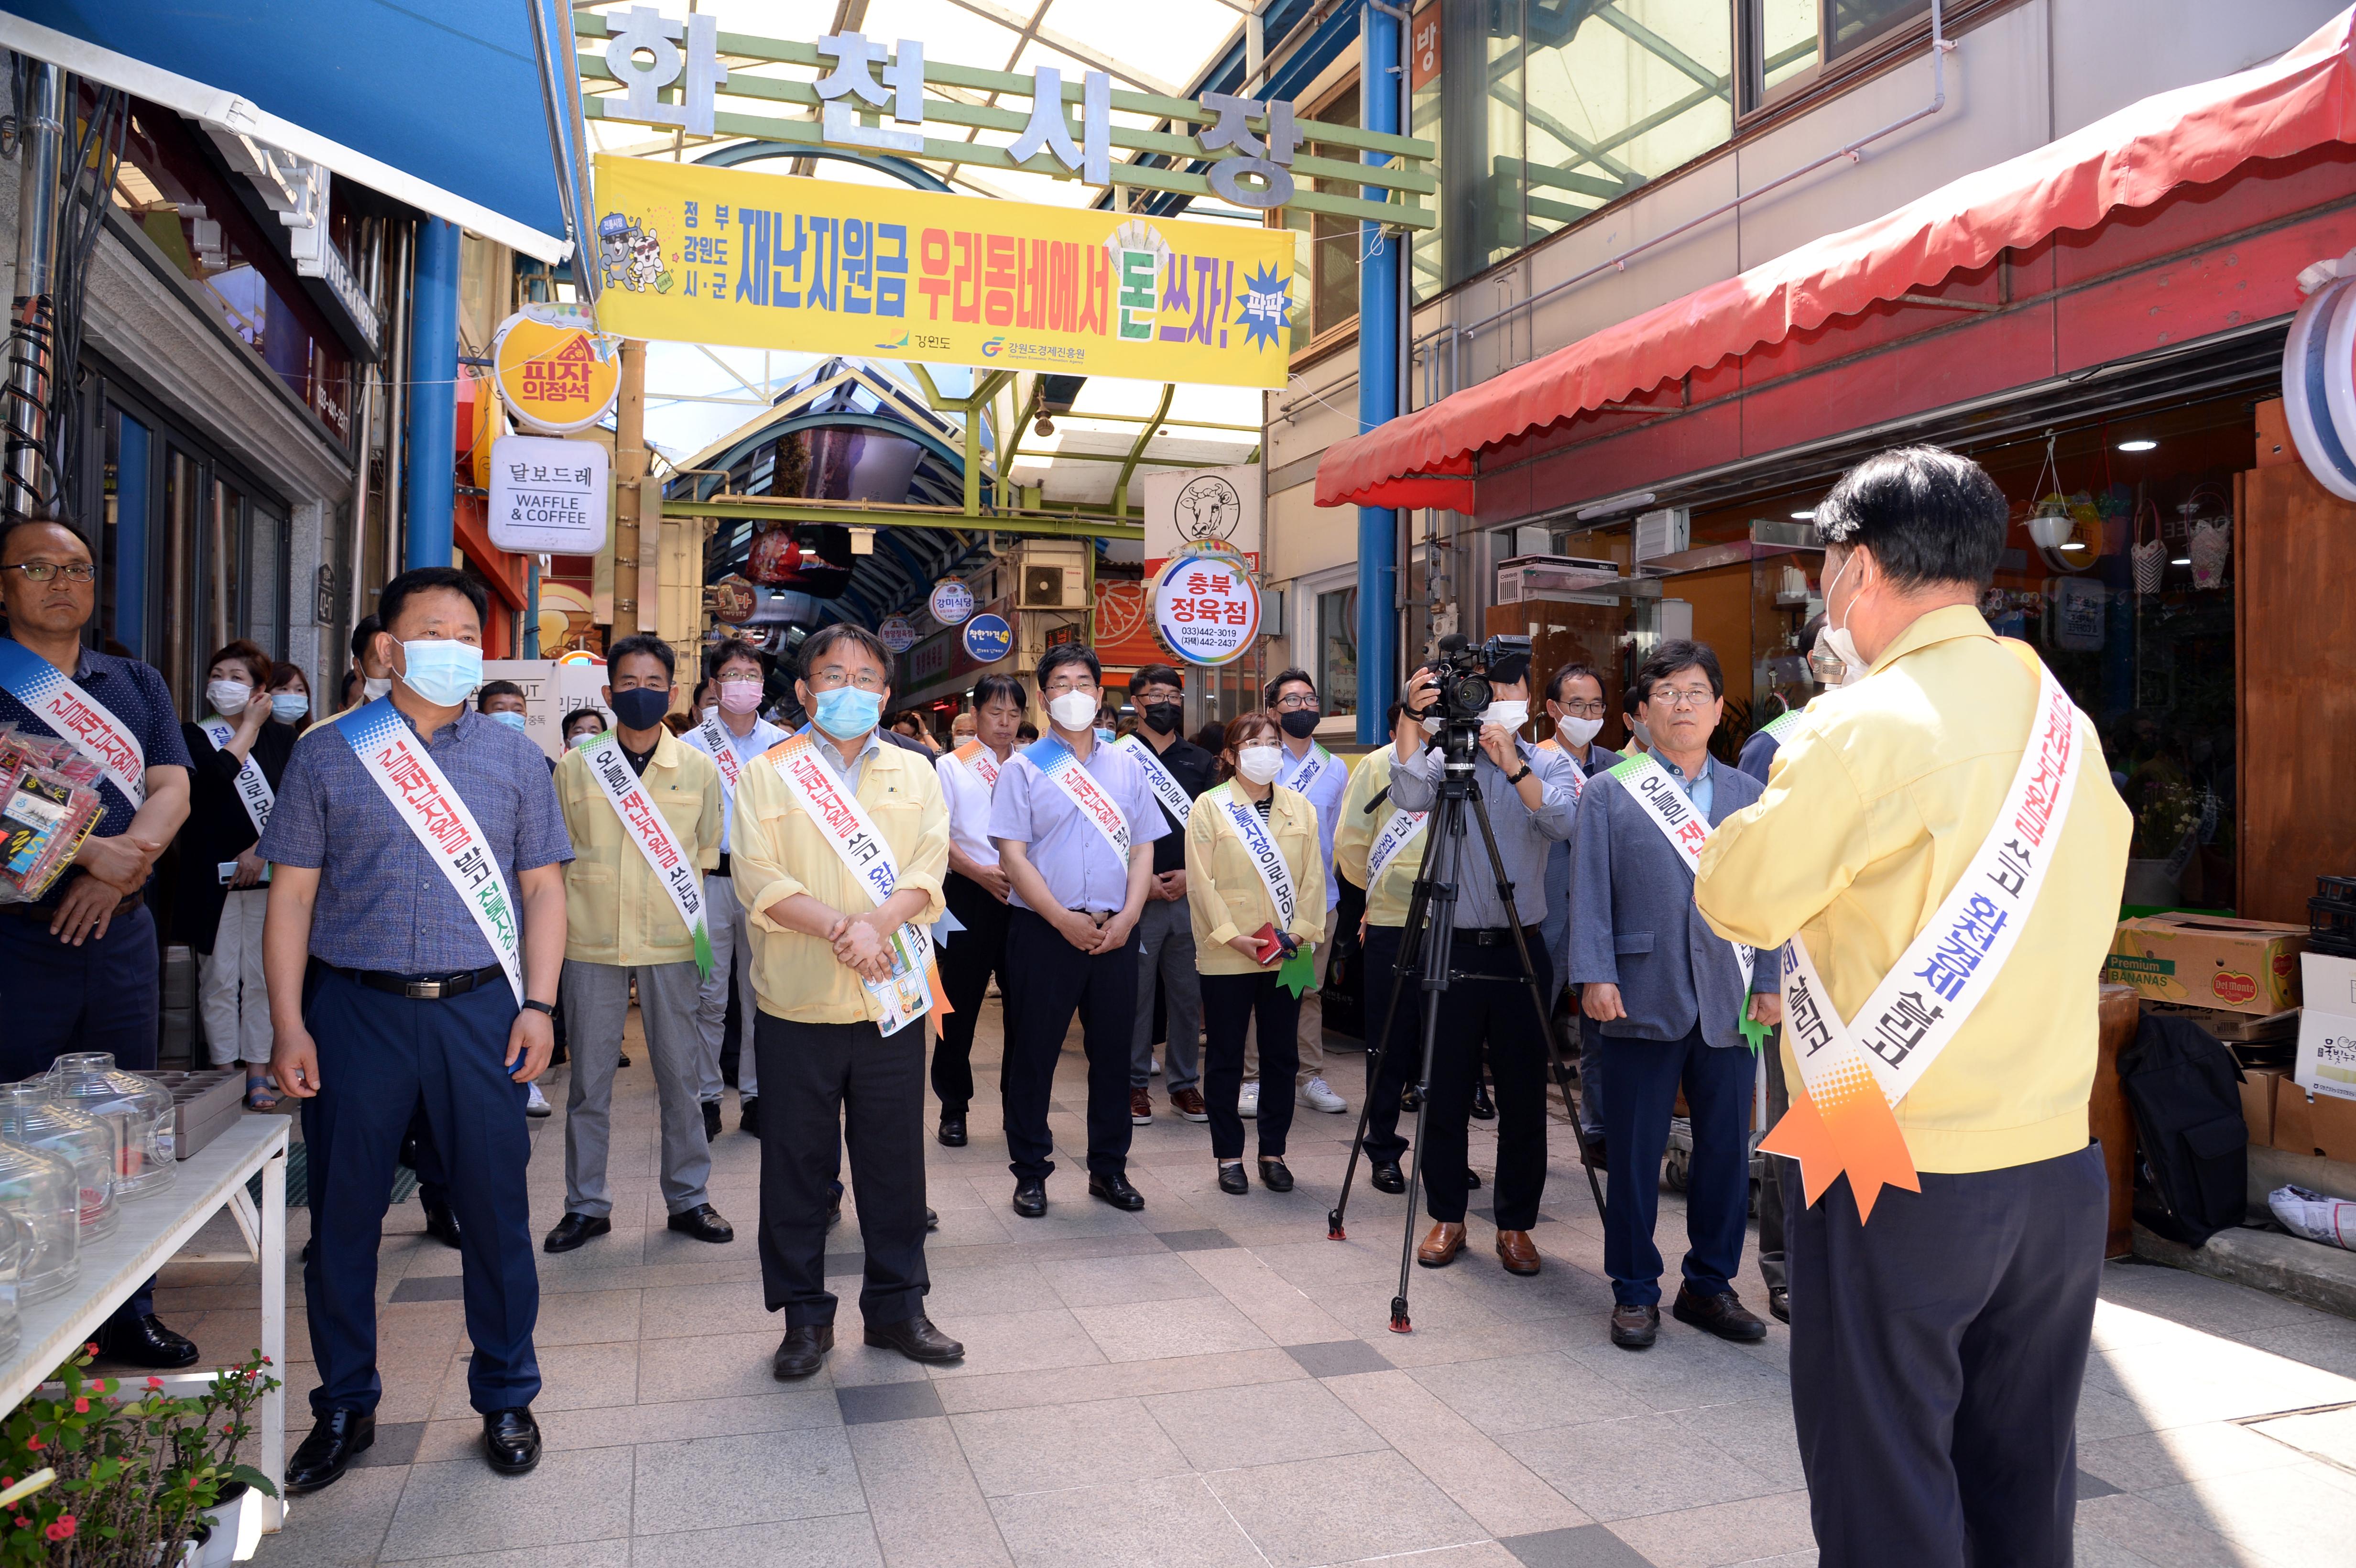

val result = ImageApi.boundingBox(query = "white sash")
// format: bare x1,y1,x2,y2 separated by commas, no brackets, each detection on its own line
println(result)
766,732,938,1036
335,698,523,1002
694,714,743,796
1117,733,1192,825
1022,733,1131,865
1535,739,1587,802
1364,806,1426,888
1780,653,2087,1114
1607,753,1755,993
1215,784,1296,931
0,639,145,805
200,717,274,839
946,738,1002,792
1283,742,1334,800
578,732,714,977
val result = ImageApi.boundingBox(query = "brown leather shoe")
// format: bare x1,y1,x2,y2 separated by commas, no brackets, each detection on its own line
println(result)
1170,1087,1209,1122
1610,1301,1659,1350
1415,1222,1465,1268
1495,1230,1540,1275
1130,1087,1153,1125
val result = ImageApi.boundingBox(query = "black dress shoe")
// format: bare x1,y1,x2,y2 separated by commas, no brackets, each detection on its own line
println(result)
701,1100,722,1141
926,1207,939,1230
1610,1302,1659,1350
828,1180,844,1228
482,1407,540,1475
1470,1080,1497,1121
1257,1157,1295,1192
1466,1169,1482,1191
1011,1177,1047,1218
739,1096,761,1135
666,1203,734,1243
543,1212,611,1253
1673,1285,1768,1343
286,1408,374,1494
1369,1160,1406,1195
1088,1172,1145,1211
1217,1162,1249,1195
96,1311,199,1369
1768,1285,1790,1325
865,1314,964,1363
937,1116,968,1147
421,1192,462,1250
773,1323,833,1379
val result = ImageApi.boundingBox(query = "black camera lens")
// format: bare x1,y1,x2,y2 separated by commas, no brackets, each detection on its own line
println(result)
1454,673,1492,714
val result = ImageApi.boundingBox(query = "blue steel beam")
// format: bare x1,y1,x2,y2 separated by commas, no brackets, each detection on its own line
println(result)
1353,3,1401,743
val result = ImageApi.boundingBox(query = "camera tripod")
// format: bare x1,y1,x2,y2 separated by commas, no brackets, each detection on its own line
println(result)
1327,727,1608,1334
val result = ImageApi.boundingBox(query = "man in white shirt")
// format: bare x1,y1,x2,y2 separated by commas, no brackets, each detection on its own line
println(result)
1246,669,1350,1117
930,674,1024,1146
681,638,788,1138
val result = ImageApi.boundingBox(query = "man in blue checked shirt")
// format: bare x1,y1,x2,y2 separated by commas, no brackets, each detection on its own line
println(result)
260,567,571,1495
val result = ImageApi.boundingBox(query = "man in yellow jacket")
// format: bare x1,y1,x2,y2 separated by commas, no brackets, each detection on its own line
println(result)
1695,446,2130,1568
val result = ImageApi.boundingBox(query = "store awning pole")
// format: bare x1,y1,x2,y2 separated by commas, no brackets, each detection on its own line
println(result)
404,218,460,569
1354,0,1405,741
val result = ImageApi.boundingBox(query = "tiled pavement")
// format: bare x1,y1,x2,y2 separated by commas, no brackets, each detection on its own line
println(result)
148,1003,2356,1567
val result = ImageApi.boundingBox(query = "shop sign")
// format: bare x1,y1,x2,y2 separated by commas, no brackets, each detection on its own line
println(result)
1153,554,1260,666
928,578,974,625
492,305,621,433
2281,266,2356,502
601,6,726,137
590,154,1294,391
1143,464,1261,575
962,612,1014,664
488,434,610,555
1411,5,1443,92
878,614,918,653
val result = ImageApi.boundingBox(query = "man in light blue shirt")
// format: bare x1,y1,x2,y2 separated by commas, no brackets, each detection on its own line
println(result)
1253,668,1352,1116
988,645,1164,1218
680,638,788,1137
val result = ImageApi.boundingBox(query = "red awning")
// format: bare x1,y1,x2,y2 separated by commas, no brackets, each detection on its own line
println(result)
1318,6,2356,512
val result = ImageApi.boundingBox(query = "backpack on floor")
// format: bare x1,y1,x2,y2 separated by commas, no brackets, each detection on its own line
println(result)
2116,1012,2249,1247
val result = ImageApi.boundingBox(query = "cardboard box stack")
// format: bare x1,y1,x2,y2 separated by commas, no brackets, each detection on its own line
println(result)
2105,915,2307,1014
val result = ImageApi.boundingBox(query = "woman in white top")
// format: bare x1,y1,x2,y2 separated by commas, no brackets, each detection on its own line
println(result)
1184,713,1328,1195
931,673,1025,1147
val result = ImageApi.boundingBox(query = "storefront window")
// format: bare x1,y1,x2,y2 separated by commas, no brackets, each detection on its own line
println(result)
106,99,354,441
1284,81,1365,355
1315,587,1358,719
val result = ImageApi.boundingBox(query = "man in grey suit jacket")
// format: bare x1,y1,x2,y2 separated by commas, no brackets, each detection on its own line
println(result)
1537,662,1619,1155
1571,640,1781,1352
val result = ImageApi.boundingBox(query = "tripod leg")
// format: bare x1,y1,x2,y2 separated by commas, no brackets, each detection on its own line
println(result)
1392,972,1450,1334
1390,790,1464,1334
1330,875,1435,1241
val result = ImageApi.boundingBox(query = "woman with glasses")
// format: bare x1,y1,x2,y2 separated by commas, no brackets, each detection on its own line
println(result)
1185,711,1328,1195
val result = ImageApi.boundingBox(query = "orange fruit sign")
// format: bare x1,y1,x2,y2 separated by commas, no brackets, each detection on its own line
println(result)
492,307,620,433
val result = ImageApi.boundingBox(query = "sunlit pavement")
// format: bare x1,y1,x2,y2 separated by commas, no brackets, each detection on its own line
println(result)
150,1002,2356,1567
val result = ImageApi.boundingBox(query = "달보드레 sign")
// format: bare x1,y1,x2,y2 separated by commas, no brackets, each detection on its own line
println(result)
492,304,622,432
590,153,1295,390
489,435,610,554
1153,553,1260,666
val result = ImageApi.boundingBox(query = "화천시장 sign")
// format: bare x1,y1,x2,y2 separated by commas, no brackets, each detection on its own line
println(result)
591,154,1295,390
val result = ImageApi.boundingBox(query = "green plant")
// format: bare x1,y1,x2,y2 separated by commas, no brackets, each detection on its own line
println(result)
0,1343,279,1566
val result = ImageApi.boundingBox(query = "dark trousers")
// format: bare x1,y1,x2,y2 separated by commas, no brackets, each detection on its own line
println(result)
1200,970,1298,1160
301,965,539,1416
932,872,1010,1117
0,904,163,1326
1000,907,1134,1181
1789,1143,2106,1568
1599,1026,1752,1307
1420,938,1552,1230
1358,924,1416,1165
400,1103,450,1208
753,1011,928,1328
1757,1039,1792,1293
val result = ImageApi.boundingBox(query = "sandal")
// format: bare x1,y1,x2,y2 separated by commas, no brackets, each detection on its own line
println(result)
245,1076,282,1112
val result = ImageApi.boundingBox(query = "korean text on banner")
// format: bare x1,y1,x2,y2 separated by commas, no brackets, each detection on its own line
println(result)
590,154,1296,391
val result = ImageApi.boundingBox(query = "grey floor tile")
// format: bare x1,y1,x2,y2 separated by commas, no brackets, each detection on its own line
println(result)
350,1420,426,1469
1504,1416,1785,1523
839,1380,947,1425
1411,1352,1651,1437
630,1428,866,1535
2076,1469,2124,1500
390,1275,465,1303
1069,1294,1276,1362
1287,1339,1395,1378
1154,1227,1238,1252
1499,1524,1658,1568
1205,1449,1487,1568
851,1416,1014,1568
1601,1488,1816,1568
1038,1251,1222,1307
359,1541,634,1568
924,1306,1108,1378
991,1474,1262,1568
951,1395,1191,1496
631,1514,883,1568
1145,1377,1389,1469
377,1448,635,1560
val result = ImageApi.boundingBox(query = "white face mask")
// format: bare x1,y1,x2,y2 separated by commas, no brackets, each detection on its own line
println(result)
362,675,393,701
1236,744,1283,785
1420,714,1442,735
1555,714,1603,747
1047,690,1098,732
1821,551,1872,683
1629,717,1654,749
1482,699,1529,733
699,705,719,720
206,679,253,717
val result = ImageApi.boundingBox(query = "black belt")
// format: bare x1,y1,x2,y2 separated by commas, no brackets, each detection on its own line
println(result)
326,961,506,1000
713,851,732,878
1457,925,1542,947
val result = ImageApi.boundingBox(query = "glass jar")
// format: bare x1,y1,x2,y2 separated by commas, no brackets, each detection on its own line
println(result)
0,1137,78,1304
0,1083,119,1241
44,1054,175,1200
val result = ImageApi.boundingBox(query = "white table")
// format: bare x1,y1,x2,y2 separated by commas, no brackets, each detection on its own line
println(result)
0,1116,290,1535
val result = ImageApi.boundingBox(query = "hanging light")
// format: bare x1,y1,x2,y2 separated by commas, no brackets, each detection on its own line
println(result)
2116,438,2158,452
1790,509,1816,520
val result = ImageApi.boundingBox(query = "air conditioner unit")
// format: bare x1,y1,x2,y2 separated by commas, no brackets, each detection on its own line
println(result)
1632,506,1691,564
1496,555,1621,604
1019,564,1076,609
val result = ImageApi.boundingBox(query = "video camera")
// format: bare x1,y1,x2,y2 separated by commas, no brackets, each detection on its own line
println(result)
1427,632,1534,727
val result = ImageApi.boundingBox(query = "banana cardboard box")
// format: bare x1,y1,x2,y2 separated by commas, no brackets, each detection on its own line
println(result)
2104,915,2307,1016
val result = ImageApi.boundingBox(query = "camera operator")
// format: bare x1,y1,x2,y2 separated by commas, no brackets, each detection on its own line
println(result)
1391,645,1578,1276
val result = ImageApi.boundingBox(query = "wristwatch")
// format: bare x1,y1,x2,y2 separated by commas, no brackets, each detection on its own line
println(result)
1506,763,1533,785
521,999,556,1017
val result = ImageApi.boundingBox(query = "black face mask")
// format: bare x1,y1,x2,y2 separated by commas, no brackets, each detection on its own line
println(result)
611,686,671,731
1279,709,1320,740
1140,702,1182,735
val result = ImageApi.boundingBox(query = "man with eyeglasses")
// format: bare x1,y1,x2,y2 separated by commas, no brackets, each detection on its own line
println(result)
1250,669,1350,1117
988,644,1163,1217
1570,639,1780,1351
1538,663,1621,1163
0,514,198,1370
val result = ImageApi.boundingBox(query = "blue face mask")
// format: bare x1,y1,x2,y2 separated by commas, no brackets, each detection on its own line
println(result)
812,685,882,740
396,639,483,708
270,693,309,723
490,711,528,732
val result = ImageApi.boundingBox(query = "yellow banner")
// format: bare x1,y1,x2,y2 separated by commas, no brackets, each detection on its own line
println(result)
590,155,1297,390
